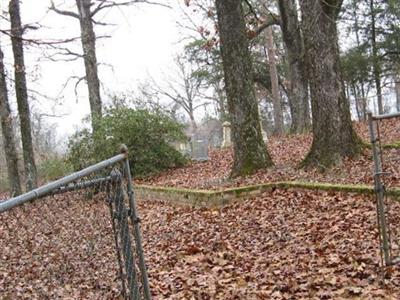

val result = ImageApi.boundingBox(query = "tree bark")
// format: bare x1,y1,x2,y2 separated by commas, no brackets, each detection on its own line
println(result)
369,0,383,114
0,45,22,196
265,26,284,135
76,0,102,131
215,0,273,177
351,84,362,121
300,0,362,169
9,0,38,190
352,0,367,121
396,75,400,112
278,0,310,134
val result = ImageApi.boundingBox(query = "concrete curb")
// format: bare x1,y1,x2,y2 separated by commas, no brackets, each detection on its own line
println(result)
135,181,400,207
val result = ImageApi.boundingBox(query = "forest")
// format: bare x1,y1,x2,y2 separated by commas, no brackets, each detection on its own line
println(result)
1,0,400,299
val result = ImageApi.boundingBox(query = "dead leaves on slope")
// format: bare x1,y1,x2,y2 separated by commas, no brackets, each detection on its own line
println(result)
140,132,399,190
1,190,400,298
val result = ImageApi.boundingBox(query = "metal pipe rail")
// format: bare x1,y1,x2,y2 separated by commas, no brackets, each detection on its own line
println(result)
49,176,112,196
368,112,400,267
0,153,126,213
371,111,400,121
0,145,152,300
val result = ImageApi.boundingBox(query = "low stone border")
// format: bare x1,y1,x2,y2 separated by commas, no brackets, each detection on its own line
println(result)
135,181,400,207
365,142,400,149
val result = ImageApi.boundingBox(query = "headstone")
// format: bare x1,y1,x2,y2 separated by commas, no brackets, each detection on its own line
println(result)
191,135,209,161
222,121,232,148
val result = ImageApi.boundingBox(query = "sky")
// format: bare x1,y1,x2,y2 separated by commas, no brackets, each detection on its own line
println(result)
0,0,184,146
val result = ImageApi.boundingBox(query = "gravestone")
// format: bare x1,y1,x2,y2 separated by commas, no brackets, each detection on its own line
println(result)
222,121,232,148
191,134,209,161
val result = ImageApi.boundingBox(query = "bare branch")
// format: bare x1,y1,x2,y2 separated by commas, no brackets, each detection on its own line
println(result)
92,19,116,26
42,47,83,62
0,29,81,46
73,76,86,101
91,0,171,18
243,0,259,21
49,1,80,19
252,14,281,38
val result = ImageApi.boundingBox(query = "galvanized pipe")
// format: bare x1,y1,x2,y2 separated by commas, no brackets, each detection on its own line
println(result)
112,169,141,299
121,145,152,300
368,112,392,266
0,153,126,213
50,176,112,195
371,111,400,121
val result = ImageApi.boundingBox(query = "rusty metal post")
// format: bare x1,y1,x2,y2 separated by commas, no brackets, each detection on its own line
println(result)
120,145,152,300
368,112,391,266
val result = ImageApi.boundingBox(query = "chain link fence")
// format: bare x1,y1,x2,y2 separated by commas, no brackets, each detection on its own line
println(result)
0,145,151,299
368,112,400,269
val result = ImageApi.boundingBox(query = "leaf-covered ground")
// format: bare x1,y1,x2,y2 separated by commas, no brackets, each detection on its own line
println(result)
1,120,399,299
1,190,400,299
140,120,400,190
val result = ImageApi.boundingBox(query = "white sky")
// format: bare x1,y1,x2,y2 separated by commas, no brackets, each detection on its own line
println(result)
0,0,184,144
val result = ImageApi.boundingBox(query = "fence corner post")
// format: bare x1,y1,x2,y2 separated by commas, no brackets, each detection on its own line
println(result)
120,144,152,300
120,144,129,157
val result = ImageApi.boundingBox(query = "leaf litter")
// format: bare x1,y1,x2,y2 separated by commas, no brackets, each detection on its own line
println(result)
141,121,400,190
1,189,400,299
1,120,400,299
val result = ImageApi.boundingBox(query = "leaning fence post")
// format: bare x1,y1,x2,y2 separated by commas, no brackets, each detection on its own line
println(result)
110,169,140,299
120,144,152,300
368,112,391,266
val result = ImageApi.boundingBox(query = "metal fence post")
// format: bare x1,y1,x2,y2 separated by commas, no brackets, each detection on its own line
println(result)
111,169,141,299
368,112,391,266
120,145,152,300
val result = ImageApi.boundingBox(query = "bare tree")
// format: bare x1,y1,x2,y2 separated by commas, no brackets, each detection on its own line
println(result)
278,0,310,133
0,44,22,196
300,0,362,169
49,0,102,132
150,55,208,133
265,25,284,135
49,0,167,132
216,0,273,177
9,0,38,190
369,0,383,114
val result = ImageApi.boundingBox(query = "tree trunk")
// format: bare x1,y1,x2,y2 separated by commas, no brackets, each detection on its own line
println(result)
9,0,38,190
396,75,400,112
300,0,362,169
265,26,284,135
351,84,362,121
352,0,367,121
370,0,383,114
215,0,273,177
278,0,310,134
215,81,228,121
189,111,197,134
76,0,102,132
360,83,367,121
0,45,22,196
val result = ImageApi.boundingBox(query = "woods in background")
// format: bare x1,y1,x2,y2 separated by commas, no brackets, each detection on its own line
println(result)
0,0,399,193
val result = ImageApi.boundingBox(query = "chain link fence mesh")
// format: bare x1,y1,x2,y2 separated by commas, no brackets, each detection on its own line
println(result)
0,151,150,299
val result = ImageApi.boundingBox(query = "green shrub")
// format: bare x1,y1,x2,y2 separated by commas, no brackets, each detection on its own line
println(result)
67,108,187,177
38,157,73,181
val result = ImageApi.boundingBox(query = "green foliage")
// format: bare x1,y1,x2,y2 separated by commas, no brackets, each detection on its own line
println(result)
67,108,187,178
341,45,372,86
38,157,73,181
341,0,400,86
